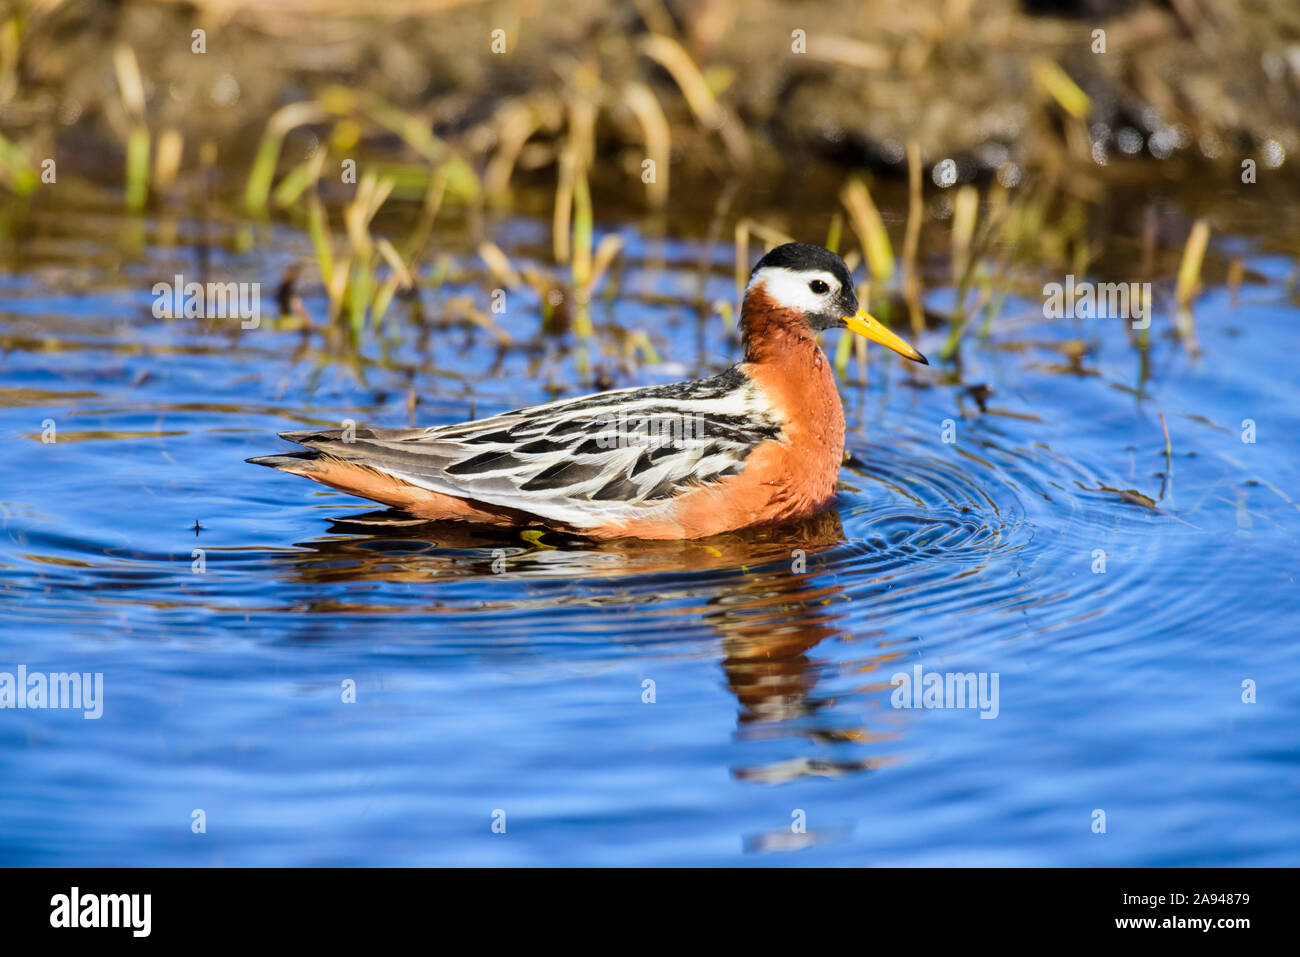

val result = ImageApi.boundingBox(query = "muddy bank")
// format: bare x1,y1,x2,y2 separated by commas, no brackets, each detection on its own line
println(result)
1,0,1296,200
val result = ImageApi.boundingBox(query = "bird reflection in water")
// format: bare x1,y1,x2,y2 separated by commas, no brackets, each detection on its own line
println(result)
277,507,906,794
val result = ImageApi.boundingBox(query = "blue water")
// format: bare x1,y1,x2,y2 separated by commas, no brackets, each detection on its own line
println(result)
0,191,1297,865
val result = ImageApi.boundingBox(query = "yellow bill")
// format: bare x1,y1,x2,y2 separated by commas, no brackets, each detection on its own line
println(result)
842,309,928,364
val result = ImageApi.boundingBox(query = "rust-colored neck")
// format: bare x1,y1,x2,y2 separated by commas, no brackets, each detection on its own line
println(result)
741,287,817,365
739,287,846,478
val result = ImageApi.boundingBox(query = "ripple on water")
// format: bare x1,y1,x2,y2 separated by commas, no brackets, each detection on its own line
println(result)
2,205,1298,864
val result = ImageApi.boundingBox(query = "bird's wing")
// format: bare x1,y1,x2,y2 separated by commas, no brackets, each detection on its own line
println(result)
279,367,783,528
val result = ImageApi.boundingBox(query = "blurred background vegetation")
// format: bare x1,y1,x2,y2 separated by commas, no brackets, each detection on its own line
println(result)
3,0,1296,191
0,0,1296,377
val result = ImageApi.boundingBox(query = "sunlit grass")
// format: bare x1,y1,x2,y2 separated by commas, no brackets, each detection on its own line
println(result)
0,0,1254,396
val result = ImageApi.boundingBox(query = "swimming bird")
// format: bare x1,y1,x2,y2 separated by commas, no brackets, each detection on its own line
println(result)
248,242,927,539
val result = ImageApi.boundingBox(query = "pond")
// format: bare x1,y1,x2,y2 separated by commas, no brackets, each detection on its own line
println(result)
0,181,1297,865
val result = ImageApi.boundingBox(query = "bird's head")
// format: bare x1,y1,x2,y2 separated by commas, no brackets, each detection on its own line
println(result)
742,242,927,364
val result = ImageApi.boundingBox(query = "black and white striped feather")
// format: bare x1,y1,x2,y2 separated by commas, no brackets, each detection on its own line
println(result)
278,366,783,528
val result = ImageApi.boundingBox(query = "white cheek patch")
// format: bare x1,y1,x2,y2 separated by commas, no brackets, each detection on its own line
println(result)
746,266,842,315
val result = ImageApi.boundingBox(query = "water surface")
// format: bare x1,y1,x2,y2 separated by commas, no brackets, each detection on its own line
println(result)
1,188,1297,865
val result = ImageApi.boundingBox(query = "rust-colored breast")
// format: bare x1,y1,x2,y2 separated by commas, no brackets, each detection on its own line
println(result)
739,308,846,517
740,288,847,502
605,291,847,539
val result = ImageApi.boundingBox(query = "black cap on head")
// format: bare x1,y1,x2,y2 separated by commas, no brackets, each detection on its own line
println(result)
744,242,929,362
748,242,859,331
750,242,855,292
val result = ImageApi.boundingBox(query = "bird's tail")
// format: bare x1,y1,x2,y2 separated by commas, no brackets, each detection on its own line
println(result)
246,431,525,527
246,429,356,474
245,449,324,475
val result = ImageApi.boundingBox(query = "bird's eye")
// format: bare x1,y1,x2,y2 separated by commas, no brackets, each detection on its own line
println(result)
809,279,830,295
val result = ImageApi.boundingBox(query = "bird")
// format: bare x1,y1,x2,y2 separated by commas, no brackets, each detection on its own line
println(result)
248,242,928,540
